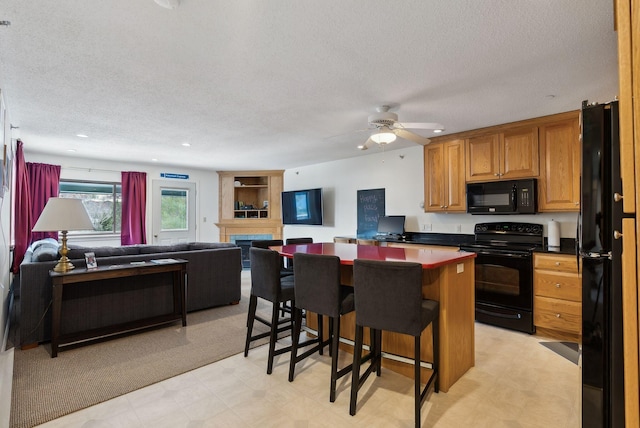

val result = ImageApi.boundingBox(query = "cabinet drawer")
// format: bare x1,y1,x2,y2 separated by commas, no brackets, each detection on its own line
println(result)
534,271,581,302
534,254,579,273
534,296,581,334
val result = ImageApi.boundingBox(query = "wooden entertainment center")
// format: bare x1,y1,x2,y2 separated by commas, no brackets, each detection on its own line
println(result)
216,170,284,242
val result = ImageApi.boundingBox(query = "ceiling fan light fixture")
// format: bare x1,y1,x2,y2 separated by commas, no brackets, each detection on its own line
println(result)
370,129,397,144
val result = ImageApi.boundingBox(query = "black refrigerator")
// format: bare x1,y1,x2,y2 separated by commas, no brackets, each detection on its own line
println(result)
579,100,625,427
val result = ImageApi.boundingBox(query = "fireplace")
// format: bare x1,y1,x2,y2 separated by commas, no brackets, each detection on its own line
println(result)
236,240,253,269
230,234,272,268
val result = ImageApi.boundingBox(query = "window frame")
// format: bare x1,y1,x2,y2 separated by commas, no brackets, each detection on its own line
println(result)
58,179,122,236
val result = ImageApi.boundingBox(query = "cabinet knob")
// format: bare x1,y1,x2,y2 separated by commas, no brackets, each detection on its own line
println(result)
444,205,448,208
494,173,500,176
575,201,579,205
614,193,624,202
555,262,560,266
614,230,623,240
556,313,561,318
440,205,445,208
555,283,561,288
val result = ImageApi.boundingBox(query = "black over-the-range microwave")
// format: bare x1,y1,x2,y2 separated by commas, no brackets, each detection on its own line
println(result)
466,178,537,214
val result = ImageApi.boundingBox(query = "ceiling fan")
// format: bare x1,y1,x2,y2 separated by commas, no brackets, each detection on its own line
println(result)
358,105,445,150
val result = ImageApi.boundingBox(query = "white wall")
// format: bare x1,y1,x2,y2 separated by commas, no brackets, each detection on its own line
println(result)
24,152,221,246
283,145,578,242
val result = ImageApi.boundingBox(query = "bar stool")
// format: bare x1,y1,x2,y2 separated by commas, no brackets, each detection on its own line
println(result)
244,247,295,374
284,237,313,271
288,253,355,402
350,259,439,428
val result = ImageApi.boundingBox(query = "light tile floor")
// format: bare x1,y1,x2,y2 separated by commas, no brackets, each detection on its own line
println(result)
35,272,580,428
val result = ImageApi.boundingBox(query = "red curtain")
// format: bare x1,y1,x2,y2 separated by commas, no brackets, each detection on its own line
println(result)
11,141,32,273
121,171,147,245
27,162,61,242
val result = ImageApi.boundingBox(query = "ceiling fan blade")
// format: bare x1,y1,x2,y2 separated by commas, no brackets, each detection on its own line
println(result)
397,122,445,130
394,129,431,145
357,137,373,150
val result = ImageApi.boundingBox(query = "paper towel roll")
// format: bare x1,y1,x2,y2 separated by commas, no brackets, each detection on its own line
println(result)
548,220,560,247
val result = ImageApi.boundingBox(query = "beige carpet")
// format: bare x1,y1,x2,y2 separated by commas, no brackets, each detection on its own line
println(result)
10,274,275,428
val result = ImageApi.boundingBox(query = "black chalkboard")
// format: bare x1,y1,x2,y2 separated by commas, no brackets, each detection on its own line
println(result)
357,188,385,238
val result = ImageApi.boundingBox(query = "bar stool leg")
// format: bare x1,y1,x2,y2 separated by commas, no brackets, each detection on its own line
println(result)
349,325,364,416
288,307,304,382
330,315,340,402
244,295,258,357
415,335,421,428
267,302,280,374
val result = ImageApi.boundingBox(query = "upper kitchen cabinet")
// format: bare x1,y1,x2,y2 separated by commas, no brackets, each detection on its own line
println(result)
538,114,580,211
424,139,466,212
465,126,539,182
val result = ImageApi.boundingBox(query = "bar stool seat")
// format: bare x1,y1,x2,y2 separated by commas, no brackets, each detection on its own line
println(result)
244,247,295,374
288,253,356,402
350,259,439,428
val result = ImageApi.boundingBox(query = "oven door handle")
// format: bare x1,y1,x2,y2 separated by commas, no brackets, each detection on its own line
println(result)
475,250,530,258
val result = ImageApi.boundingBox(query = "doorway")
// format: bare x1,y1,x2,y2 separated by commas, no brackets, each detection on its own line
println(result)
151,180,196,244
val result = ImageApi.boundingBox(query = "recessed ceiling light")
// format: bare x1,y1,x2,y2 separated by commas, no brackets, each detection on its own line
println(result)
76,134,88,138
181,142,191,147
151,158,158,162
67,149,76,152
433,129,444,133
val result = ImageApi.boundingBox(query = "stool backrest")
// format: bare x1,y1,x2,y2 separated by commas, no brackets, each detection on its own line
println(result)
250,247,283,300
353,259,424,336
251,239,284,249
293,253,342,317
286,237,313,245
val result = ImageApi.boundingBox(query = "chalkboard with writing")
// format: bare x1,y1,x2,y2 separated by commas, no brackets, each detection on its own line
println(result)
357,188,385,238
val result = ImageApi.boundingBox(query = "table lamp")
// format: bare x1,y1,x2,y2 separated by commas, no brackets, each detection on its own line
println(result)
32,197,95,272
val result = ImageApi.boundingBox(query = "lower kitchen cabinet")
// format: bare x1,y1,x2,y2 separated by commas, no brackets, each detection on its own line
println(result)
533,253,582,340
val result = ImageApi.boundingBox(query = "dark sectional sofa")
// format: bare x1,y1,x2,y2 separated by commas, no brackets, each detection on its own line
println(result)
16,239,242,347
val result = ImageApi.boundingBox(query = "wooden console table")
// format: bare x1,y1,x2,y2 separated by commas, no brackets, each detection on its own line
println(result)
49,259,188,357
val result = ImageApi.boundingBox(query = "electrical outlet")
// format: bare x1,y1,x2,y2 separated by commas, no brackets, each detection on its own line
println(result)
455,224,462,233
423,224,432,231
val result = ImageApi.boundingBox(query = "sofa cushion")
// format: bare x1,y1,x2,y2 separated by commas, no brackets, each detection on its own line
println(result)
138,244,190,254
32,245,59,262
188,242,237,250
67,246,140,259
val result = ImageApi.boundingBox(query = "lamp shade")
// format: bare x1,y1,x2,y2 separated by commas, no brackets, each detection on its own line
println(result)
370,127,397,144
32,198,95,232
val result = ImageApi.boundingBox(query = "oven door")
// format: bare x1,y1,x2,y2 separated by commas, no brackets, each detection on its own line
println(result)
472,249,533,310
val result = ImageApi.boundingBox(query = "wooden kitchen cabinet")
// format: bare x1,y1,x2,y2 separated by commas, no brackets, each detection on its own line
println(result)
538,115,581,211
533,253,582,341
424,139,466,212
465,126,539,182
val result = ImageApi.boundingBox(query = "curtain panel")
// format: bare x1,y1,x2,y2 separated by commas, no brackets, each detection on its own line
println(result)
121,171,147,245
27,162,61,242
11,141,31,273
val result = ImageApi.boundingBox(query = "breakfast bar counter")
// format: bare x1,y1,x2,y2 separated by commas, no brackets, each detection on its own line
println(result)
274,243,476,392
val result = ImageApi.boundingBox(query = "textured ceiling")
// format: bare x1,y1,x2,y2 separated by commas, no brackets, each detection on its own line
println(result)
0,1,619,171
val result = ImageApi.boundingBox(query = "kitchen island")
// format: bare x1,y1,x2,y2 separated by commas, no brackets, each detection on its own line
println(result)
274,242,476,392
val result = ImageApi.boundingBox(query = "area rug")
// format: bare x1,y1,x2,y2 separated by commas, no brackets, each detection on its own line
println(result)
10,275,274,428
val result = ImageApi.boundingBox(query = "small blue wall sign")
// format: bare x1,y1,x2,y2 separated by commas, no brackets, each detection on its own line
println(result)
160,173,189,180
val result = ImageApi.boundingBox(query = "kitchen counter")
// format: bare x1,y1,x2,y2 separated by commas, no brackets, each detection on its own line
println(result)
534,238,578,256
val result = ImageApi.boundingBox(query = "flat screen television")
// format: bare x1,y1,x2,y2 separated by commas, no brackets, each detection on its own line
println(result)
281,188,323,225
377,215,405,237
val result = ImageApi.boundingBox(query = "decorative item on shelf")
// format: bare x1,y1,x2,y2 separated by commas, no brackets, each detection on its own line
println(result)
263,200,269,209
84,252,97,269
32,198,95,272
234,180,241,187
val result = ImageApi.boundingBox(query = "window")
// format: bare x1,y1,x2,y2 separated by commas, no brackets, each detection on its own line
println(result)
160,188,188,231
59,180,122,233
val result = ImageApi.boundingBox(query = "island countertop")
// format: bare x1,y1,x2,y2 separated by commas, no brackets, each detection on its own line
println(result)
273,242,476,268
